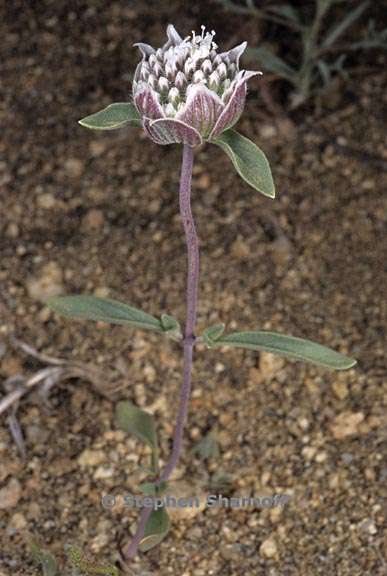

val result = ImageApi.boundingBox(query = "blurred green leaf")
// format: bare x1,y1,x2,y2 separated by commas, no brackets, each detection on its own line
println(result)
79,102,141,130
321,1,369,49
138,481,168,496
30,541,59,576
160,314,182,340
202,324,225,348
115,401,158,453
267,4,301,24
66,545,119,576
214,130,275,198
317,60,332,85
246,46,296,81
47,295,163,332
213,331,356,370
193,432,220,460
139,507,170,552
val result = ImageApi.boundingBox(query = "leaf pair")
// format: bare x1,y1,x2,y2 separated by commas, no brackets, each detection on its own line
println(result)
202,326,356,370
79,105,275,199
115,401,170,552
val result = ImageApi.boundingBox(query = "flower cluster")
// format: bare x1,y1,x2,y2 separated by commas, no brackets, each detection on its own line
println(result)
133,25,260,146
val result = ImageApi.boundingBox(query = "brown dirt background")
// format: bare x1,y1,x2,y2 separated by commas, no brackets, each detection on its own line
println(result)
1,1,386,575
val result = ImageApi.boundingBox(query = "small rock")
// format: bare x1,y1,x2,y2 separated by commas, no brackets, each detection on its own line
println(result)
259,352,285,382
93,466,115,480
64,157,84,178
5,223,19,238
259,536,278,559
359,519,377,535
195,173,210,190
259,124,277,139
331,380,349,400
37,193,56,209
231,238,250,260
82,209,105,232
27,262,64,301
330,411,365,439
7,512,27,531
163,480,206,521
0,478,22,509
78,449,106,467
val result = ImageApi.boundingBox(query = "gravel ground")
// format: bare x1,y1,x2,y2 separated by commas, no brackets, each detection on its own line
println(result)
1,1,386,575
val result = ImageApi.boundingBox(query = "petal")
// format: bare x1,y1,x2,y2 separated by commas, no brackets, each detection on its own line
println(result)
177,84,224,138
133,42,156,57
209,71,260,140
143,118,202,147
218,41,247,67
133,61,143,91
134,84,164,120
166,24,183,45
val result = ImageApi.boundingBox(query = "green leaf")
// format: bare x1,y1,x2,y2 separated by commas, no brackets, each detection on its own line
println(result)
321,1,369,49
214,130,275,198
66,545,119,576
139,507,170,552
47,295,163,332
213,331,357,370
30,541,58,576
202,323,225,348
115,401,158,453
138,481,168,496
79,102,141,130
160,314,182,340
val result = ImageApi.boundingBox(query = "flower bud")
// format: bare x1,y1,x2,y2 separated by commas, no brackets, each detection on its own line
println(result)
217,63,227,80
133,24,260,146
175,71,187,90
201,59,212,75
208,71,220,91
193,70,205,84
168,87,180,106
158,76,169,92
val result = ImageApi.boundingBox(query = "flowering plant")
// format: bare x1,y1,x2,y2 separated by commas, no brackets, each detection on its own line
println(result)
47,24,356,563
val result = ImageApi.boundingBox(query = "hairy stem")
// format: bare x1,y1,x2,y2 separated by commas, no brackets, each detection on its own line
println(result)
123,144,198,560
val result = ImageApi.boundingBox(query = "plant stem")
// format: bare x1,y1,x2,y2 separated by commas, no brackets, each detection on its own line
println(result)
123,144,198,560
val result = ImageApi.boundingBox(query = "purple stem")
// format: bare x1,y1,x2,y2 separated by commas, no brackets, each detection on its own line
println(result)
123,144,198,560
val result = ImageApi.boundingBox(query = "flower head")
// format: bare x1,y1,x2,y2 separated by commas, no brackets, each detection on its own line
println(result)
133,25,261,147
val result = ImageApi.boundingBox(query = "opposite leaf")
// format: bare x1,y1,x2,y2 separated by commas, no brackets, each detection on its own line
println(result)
79,102,142,130
47,295,163,332
139,507,170,553
214,129,275,198
202,323,225,348
214,331,356,370
115,401,158,453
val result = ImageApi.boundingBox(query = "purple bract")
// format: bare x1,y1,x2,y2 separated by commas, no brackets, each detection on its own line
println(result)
132,25,261,147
